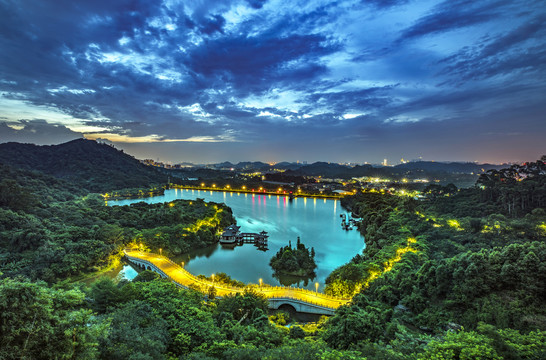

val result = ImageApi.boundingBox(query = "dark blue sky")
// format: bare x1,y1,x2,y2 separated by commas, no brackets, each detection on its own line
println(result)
1,0,545,164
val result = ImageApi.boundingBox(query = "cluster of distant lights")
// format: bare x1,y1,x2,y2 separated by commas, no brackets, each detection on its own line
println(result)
198,183,297,195
188,182,429,201
366,177,430,183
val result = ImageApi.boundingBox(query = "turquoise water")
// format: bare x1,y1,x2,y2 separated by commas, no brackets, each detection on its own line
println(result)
108,189,364,290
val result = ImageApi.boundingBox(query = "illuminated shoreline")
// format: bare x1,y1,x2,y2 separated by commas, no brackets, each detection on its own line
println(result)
171,185,345,199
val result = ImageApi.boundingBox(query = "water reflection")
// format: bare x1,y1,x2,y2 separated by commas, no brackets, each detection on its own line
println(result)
273,272,317,287
120,264,138,281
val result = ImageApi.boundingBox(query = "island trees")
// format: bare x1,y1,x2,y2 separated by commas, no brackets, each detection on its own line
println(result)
269,237,317,277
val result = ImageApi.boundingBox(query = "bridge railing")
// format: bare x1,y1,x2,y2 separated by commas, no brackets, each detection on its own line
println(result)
268,297,338,310
126,250,246,293
124,249,351,309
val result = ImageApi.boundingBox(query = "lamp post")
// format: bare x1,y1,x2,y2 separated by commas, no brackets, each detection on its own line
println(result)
259,278,263,288
315,282,319,293
159,248,162,256
211,273,215,284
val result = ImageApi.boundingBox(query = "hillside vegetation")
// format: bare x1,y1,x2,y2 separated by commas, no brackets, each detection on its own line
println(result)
0,139,168,192
323,157,546,357
0,143,544,359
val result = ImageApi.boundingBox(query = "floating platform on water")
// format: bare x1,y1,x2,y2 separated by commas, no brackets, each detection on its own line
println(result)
220,225,269,246
340,213,359,230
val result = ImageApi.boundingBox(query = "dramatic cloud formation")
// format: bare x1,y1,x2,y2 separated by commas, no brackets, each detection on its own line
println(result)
0,0,544,163
0,120,82,145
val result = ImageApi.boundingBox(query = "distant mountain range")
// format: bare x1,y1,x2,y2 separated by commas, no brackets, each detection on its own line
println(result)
201,160,504,179
394,161,501,173
0,139,507,193
0,139,168,192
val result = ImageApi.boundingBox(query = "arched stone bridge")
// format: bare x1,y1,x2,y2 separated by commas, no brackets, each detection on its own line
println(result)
124,249,349,315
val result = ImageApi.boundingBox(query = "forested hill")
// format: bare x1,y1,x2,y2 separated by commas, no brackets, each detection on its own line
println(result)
322,158,546,357
394,161,501,173
0,139,168,192
282,161,503,180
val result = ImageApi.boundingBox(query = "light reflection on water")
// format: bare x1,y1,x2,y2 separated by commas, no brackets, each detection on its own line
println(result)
120,264,138,280
108,189,364,290
85,264,138,285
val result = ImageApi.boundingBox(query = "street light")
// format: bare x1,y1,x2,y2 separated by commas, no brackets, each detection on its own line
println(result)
159,248,162,255
315,282,319,293
211,273,215,284
259,278,263,288
181,261,184,268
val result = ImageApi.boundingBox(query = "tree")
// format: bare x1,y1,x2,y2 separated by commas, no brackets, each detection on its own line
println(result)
418,330,502,360
89,277,125,313
0,278,97,360
132,270,160,282
214,290,269,326
98,300,169,360
0,179,36,211
323,301,392,349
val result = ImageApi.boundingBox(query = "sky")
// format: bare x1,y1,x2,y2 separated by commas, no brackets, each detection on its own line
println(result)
0,0,545,164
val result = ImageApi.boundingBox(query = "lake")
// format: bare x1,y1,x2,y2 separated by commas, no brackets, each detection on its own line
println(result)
108,189,365,291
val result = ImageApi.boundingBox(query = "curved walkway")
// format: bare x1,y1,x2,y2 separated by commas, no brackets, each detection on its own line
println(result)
124,249,350,311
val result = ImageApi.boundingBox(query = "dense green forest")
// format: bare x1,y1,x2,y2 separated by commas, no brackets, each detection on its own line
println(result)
0,168,233,281
1,145,545,359
323,157,546,358
0,139,169,193
0,140,234,282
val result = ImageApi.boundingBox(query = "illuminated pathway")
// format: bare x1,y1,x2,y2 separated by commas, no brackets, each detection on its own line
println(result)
124,249,350,315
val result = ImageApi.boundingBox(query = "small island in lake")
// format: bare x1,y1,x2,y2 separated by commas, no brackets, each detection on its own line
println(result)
269,237,317,277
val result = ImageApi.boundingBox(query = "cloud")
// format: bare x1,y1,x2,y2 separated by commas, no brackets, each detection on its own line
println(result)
186,33,339,94
304,85,396,115
438,15,546,82
0,0,544,163
362,0,409,9
246,0,268,9
199,14,227,35
0,120,83,145
398,0,505,42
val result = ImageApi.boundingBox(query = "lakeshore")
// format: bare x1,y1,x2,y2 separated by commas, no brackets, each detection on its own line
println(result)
172,185,345,199
106,188,365,289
